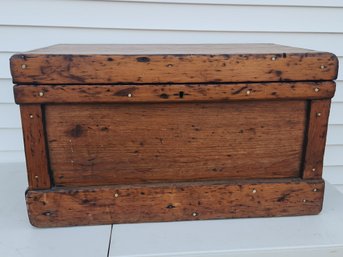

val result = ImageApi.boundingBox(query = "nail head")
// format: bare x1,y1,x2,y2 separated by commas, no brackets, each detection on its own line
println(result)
21,64,27,69
314,88,320,92
252,189,257,194
246,90,251,95
316,112,322,117
320,65,325,69
313,188,318,192
39,91,44,97
192,212,198,217
29,114,34,119
271,56,277,61
114,193,119,198
128,93,132,97
312,168,316,172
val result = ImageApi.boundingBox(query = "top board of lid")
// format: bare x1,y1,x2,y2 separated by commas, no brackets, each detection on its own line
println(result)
10,44,338,84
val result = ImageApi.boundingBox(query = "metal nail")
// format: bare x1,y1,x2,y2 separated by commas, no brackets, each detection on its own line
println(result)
320,65,325,69
114,193,119,198
312,168,316,172
271,57,277,61
246,90,251,95
192,212,198,217
128,93,132,97
313,188,318,192
21,64,27,69
316,112,321,117
39,92,44,97
29,114,34,119
314,88,320,92
252,189,257,194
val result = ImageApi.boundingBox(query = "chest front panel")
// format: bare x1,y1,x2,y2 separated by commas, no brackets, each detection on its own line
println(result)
45,100,307,186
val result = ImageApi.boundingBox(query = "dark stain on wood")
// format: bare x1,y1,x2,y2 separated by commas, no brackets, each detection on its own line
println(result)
113,87,137,96
277,193,290,202
136,56,151,63
69,124,84,138
274,70,283,76
160,93,169,99
63,55,74,62
232,86,248,95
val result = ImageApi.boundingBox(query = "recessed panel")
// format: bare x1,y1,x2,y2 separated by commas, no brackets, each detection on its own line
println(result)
45,101,307,186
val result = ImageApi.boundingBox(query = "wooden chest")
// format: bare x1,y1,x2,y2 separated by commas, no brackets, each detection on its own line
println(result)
10,44,338,227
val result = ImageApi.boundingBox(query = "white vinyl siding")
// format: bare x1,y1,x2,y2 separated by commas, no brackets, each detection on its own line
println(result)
0,0,342,187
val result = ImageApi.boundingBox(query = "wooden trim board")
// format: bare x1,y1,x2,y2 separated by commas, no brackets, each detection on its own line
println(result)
20,104,51,189
10,45,338,84
303,99,332,179
26,178,324,227
14,81,335,104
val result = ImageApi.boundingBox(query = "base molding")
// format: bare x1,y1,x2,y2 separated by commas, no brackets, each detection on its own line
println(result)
26,178,324,227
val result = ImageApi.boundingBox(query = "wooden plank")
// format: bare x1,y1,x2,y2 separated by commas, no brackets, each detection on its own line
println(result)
21,44,331,54
303,100,331,179
10,44,338,84
20,104,51,189
45,101,307,187
25,178,324,227
14,81,336,104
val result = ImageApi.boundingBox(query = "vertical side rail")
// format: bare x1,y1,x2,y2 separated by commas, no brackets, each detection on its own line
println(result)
20,104,51,189
302,99,331,179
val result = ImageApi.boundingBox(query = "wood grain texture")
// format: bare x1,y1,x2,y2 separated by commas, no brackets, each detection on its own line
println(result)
26,178,324,227
303,99,331,179
14,81,336,104
10,44,338,84
23,44,323,55
20,105,51,189
45,101,307,187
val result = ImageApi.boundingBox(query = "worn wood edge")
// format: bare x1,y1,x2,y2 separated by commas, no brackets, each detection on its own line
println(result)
20,104,51,189
10,52,338,84
26,178,324,228
14,81,335,104
302,100,332,179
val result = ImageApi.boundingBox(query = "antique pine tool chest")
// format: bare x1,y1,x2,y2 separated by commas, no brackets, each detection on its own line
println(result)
10,44,338,227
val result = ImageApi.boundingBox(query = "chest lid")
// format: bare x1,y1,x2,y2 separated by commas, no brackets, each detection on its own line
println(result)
10,44,338,85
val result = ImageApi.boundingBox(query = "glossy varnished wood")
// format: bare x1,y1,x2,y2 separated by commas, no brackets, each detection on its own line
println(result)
10,44,338,84
45,101,307,187
20,105,51,189
26,178,324,227
14,81,335,104
303,99,332,179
